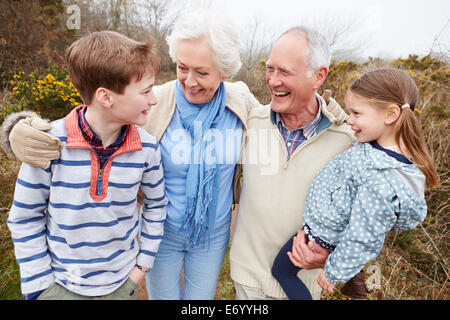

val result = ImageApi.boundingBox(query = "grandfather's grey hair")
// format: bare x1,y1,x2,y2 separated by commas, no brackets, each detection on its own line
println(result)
166,9,242,79
280,26,332,77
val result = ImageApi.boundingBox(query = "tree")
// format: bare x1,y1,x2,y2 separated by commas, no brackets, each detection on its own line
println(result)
296,15,370,62
0,0,69,88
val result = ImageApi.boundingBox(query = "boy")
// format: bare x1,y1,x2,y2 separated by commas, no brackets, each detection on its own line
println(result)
7,31,167,300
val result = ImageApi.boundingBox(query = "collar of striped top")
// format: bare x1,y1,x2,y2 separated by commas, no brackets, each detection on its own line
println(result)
65,105,142,155
77,105,130,168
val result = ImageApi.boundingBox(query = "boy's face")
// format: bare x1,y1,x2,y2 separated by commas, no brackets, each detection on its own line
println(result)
109,74,157,127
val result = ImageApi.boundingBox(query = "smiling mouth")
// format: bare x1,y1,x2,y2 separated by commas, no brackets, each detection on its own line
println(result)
272,90,290,97
188,88,203,95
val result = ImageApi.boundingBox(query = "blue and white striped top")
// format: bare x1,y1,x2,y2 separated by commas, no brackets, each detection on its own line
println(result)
7,107,167,297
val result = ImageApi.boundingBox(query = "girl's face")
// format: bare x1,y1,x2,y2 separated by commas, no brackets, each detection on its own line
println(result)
344,91,390,144
176,38,226,104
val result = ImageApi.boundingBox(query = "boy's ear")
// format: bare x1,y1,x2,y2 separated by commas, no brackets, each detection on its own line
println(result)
385,104,401,125
95,87,113,109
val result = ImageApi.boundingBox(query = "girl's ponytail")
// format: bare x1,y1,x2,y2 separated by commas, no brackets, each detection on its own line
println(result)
395,106,440,188
349,68,440,188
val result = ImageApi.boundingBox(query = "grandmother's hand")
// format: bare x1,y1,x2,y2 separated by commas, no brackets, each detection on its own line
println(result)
9,116,61,169
287,229,329,269
322,89,348,125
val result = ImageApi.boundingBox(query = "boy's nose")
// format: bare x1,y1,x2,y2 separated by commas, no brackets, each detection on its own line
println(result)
148,92,157,106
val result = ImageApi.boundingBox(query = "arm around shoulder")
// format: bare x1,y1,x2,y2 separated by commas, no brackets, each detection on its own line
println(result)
0,111,61,168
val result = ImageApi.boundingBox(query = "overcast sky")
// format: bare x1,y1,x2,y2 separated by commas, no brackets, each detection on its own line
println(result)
199,0,449,60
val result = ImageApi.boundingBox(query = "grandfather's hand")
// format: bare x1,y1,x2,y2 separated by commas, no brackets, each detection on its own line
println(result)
10,117,61,169
287,229,329,269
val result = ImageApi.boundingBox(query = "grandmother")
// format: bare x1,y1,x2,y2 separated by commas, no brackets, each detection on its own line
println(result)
140,9,257,299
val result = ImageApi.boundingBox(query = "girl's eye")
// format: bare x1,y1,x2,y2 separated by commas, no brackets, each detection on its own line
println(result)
178,66,187,72
197,71,208,76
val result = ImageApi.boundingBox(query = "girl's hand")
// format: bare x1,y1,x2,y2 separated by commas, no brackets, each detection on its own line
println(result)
317,271,335,293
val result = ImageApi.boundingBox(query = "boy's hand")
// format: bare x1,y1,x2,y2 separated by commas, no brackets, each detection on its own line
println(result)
129,265,149,285
317,271,335,293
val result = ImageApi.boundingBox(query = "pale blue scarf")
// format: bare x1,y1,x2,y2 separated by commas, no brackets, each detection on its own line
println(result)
175,80,226,247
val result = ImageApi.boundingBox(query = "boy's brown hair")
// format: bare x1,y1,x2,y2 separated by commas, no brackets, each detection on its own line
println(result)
66,31,160,105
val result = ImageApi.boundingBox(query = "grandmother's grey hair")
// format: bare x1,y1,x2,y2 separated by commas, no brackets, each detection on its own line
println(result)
280,26,332,78
166,9,242,79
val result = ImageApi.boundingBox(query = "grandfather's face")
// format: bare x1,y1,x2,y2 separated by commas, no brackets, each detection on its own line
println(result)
176,38,226,104
265,32,319,115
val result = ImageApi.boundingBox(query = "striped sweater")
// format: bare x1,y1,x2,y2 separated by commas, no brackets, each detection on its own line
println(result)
7,106,167,296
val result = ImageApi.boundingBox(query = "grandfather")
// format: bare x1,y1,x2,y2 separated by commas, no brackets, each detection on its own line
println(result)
230,26,354,300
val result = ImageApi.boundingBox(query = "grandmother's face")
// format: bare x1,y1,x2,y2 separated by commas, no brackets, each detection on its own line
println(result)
176,38,226,104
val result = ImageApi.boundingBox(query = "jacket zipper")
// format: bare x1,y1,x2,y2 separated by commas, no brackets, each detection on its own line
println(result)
91,150,106,196
97,166,103,196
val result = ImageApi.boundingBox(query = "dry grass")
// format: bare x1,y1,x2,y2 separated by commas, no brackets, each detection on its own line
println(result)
0,150,21,299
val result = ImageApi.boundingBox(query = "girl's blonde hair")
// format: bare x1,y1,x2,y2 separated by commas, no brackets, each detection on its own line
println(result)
348,68,439,188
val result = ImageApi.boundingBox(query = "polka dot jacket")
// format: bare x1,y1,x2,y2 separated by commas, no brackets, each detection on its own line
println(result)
304,141,427,284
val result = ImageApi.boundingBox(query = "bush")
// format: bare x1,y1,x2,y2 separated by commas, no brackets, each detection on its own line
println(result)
8,65,81,121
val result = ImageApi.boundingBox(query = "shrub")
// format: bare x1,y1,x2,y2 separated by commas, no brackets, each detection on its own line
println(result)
8,65,81,121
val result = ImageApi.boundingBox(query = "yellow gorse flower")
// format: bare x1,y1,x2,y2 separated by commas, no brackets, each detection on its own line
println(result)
9,69,82,118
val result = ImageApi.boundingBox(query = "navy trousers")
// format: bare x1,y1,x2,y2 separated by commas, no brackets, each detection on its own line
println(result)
271,234,313,300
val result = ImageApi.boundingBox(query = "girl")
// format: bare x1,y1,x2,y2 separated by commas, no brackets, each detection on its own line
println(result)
272,68,440,300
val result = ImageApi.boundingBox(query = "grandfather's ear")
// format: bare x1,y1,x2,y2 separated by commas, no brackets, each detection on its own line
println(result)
314,66,328,89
